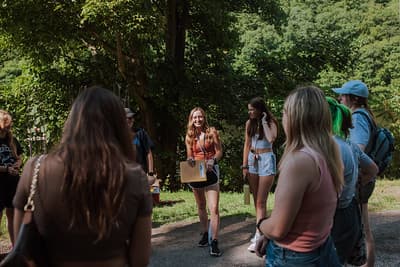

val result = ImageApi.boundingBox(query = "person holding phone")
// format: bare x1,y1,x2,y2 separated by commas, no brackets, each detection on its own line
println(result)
242,97,278,252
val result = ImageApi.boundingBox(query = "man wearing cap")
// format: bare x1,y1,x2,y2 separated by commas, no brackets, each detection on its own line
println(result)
125,108,156,185
332,80,376,267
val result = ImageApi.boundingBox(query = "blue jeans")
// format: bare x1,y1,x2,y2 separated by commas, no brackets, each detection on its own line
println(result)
265,236,342,267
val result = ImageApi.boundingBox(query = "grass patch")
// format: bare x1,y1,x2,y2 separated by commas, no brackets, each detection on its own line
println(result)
368,179,400,212
152,190,264,226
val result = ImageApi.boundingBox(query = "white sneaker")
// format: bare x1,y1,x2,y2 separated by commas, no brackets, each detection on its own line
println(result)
250,232,261,243
248,242,256,252
248,232,261,252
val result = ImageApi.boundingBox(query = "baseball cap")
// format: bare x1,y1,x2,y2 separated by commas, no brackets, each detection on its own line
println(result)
332,80,369,98
125,108,135,118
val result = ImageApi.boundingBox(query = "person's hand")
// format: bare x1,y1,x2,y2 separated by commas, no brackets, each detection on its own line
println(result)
261,112,268,124
242,168,249,180
255,235,269,258
187,157,195,167
7,165,19,176
206,159,214,171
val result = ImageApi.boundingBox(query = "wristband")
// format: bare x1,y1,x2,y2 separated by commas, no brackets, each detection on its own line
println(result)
148,172,154,176
256,217,268,233
241,165,249,170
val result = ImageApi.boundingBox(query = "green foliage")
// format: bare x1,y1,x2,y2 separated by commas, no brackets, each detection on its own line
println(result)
0,0,399,191
318,0,400,176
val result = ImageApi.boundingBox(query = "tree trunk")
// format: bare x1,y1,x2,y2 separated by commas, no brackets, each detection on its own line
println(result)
116,0,189,191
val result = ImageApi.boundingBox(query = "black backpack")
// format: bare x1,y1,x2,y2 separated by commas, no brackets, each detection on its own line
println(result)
353,111,395,175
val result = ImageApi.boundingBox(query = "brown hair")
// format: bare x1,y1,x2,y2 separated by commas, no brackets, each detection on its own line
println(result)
0,110,18,158
348,94,376,125
54,86,135,240
247,97,278,139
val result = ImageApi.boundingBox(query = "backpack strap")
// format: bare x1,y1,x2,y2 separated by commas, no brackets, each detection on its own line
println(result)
352,110,377,131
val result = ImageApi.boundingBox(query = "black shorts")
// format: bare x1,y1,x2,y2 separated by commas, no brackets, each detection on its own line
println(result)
0,174,20,211
189,165,219,189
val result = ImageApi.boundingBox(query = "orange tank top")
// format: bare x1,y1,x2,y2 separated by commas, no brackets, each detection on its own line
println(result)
191,133,216,160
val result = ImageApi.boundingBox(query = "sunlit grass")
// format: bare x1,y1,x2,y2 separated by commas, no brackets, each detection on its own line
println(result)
152,190,263,226
368,179,400,212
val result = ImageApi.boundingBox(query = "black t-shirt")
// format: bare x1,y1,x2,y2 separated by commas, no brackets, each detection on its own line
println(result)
133,128,154,173
0,137,23,167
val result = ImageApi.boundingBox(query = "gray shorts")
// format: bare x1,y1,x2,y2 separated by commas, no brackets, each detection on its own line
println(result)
248,152,276,177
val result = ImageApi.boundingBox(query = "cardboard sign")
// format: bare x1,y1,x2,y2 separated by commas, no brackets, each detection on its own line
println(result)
179,160,207,183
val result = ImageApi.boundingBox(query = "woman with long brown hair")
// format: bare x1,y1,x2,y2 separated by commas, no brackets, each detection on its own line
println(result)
242,97,278,252
185,107,223,257
13,86,152,267
0,110,23,246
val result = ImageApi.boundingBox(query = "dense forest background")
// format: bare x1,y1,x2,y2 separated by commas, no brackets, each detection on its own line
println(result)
1,0,399,191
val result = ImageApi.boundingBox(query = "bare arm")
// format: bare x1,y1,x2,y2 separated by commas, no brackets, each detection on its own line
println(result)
185,136,193,159
146,150,156,185
13,208,24,242
147,150,154,174
359,161,378,185
211,128,223,161
258,152,316,240
242,121,251,177
129,215,152,267
262,121,277,144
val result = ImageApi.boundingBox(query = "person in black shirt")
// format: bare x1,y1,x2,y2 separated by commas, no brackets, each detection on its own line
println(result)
125,108,155,185
0,110,23,245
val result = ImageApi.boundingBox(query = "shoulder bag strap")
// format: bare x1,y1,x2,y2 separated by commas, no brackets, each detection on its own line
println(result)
24,154,45,212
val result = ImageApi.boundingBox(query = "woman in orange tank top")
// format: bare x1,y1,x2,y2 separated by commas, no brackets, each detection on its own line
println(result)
185,107,223,257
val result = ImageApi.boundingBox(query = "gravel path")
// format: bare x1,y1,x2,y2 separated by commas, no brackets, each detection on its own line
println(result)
149,210,400,267
1,211,398,266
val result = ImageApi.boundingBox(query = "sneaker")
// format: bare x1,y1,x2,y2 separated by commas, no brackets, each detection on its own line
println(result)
247,242,256,253
250,232,261,244
198,232,208,247
210,239,222,257
248,232,261,253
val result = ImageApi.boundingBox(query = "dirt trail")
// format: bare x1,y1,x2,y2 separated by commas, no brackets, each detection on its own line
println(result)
149,211,400,267
0,211,398,266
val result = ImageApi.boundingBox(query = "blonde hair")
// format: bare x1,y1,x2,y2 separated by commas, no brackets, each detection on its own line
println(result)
280,86,343,194
185,107,213,147
0,110,18,158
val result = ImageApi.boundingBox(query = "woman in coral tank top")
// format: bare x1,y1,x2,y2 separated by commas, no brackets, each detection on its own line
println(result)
256,86,343,267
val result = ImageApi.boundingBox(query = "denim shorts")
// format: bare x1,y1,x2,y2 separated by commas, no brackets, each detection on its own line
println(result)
248,152,276,177
265,236,341,267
